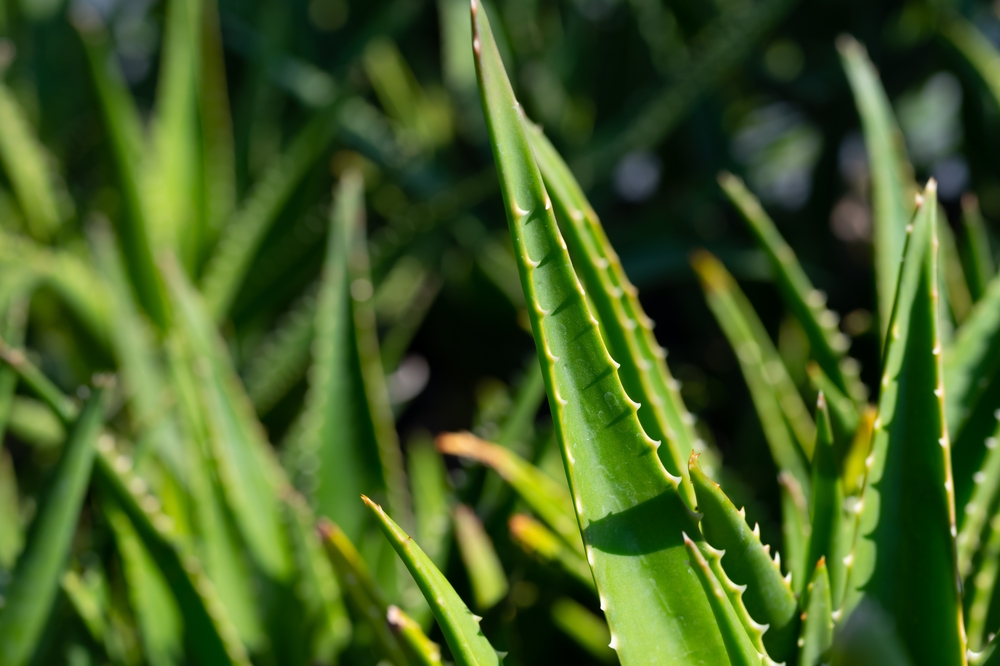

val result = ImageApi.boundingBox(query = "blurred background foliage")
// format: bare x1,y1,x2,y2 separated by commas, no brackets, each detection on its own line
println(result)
0,0,998,662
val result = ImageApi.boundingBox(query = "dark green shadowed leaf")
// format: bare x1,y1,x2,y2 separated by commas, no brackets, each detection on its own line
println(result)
409,435,453,570
317,519,409,666
844,181,965,665
830,600,912,666
0,387,104,666
453,505,508,611
799,559,834,666
778,471,810,597
296,171,410,542
806,393,847,608
806,361,861,455
527,123,706,508
957,420,1000,584
473,2,732,662
689,454,798,663
960,193,994,303
692,250,811,491
364,496,501,666
720,172,866,406
838,35,915,339
162,259,293,581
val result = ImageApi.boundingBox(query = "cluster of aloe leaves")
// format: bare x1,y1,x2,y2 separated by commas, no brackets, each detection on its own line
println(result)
6,0,1000,665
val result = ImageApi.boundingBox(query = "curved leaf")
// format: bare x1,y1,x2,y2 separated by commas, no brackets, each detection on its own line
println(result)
799,559,834,666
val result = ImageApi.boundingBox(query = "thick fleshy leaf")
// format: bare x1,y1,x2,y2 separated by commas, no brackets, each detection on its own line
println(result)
838,35,915,338
843,182,965,664
409,435,453,569
473,1,731,662
200,105,340,321
720,172,865,405
508,514,595,591
957,421,1000,582
689,454,798,662
960,193,994,303
682,534,763,666
364,496,501,666
829,600,912,666
798,559,834,666
967,511,1000,652
294,171,410,542
778,471,810,597
806,393,846,608
437,431,580,552
692,250,811,491
528,123,706,507
163,259,293,580
317,519,409,666
453,505,508,611
0,388,104,666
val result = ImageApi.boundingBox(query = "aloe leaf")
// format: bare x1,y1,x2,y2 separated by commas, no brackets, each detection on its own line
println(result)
0,388,104,666
243,285,317,416
968,513,1000,652
692,250,811,491
843,406,876,497
829,600,912,666
409,435,453,569
473,2,732,661
75,18,171,330
720,172,866,405
844,182,965,664
682,534,763,666
453,504,508,611
104,497,184,666
162,259,292,580
0,451,22,571
958,422,1000,581
508,514,595,591
200,104,340,321
799,559,834,666
437,432,580,552
60,567,108,645
838,35,915,338
364,496,501,666
94,439,250,666
0,292,27,449
317,519,413,666
938,212,973,327
550,597,615,664
296,171,410,542
806,393,847,607
806,361,861,451
778,471,810,597
527,124,705,507
0,81,64,241
961,194,995,303
388,605,444,666
689,454,798,662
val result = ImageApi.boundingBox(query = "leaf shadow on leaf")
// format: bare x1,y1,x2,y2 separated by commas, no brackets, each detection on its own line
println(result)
584,491,685,555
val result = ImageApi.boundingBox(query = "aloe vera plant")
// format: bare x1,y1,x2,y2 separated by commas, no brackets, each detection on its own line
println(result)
7,0,1000,665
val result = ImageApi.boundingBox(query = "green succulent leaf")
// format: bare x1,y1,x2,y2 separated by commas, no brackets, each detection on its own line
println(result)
967,511,1000,652
807,393,847,608
689,454,798,662
960,193,995,303
550,597,616,664
527,123,705,508
364,495,502,666
0,451,23,571
0,388,104,666
682,534,763,666
838,35,915,339
720,172,866,406
692,250,811,491
798,559,834,666
409,435,453,570
318,519,410,666
387,604,444,666
844,181,965,665
778,471,810,597
829,600,912,666
473,1,733,662
453,505,509,611
957,420,1000,582
437,431,580,552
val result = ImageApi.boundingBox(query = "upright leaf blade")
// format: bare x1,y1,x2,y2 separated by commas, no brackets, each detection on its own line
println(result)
473,2,731,662
806,393,846,608
0,388,104,666
844,182,965,665
799,559,834,666
364,496,501,666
